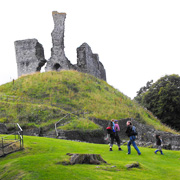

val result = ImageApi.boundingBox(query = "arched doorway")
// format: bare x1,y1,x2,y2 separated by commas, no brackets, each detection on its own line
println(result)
53,63,61,71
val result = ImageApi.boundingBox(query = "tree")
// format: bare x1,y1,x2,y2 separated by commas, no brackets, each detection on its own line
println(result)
134,80,153,103
134,74,180,131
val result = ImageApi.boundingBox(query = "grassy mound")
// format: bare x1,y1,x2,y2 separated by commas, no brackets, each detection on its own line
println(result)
0,135,179,180
0,70,177,133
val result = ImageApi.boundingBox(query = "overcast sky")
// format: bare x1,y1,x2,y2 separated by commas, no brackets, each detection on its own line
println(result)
0,0,180,99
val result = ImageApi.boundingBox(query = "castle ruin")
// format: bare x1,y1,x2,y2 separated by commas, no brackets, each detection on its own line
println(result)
14,11,106,81
14,39,47,77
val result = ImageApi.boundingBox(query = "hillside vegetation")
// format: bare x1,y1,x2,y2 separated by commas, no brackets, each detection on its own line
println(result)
0,70,176,133
0,135,180,180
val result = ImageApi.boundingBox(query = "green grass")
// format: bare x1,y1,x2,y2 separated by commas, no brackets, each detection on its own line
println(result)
0,70,178,133
0,135,179,180
57,118,100,131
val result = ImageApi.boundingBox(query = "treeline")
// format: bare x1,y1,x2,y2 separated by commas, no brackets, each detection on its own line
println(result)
134,74,180,131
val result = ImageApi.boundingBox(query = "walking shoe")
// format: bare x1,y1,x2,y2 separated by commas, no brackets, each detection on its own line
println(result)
118,148,122,151
154,151,157,154
138,153,141,155
109,148,113,151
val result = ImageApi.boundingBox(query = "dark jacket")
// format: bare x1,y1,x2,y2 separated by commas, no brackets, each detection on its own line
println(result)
156,138,162,146
125,125,134,137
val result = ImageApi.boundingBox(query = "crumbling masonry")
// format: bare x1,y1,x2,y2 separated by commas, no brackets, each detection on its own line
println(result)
14,39,47,77
14,11,106,81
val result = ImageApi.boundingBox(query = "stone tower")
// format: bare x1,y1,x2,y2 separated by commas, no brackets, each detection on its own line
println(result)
76,43,106,81
14,39,46,77
14,11,106,81
45,11,71,71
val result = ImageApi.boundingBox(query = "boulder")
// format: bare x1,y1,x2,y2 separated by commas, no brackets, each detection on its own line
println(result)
0,123,8,134
125,162,140,169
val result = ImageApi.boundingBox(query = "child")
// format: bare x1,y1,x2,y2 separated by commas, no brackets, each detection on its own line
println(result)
154,134,164,155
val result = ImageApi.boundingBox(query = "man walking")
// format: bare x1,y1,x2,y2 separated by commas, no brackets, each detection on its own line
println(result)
125,121,141,155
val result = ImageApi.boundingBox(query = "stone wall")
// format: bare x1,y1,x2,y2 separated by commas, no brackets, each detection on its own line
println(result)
91,118,180,150
14,39,47,77
63,129,105,144
2,119,180,150
14,11,106,81
45,12,72,72
76,43,106,81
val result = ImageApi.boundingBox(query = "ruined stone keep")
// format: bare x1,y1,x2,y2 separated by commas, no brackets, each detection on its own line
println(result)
14,11,106,81
14,39,47,77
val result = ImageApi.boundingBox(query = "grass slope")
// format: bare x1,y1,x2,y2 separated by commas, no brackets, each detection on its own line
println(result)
0,70,177,133
0,135,180,180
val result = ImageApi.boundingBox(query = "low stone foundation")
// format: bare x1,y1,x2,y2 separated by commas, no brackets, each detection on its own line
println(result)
92,118,180,150
2,119,180,150
63,129,105,144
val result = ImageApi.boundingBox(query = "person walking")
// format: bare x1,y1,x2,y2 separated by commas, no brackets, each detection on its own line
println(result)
154,134,164,155
114,120,122,151
105,119,115,142
108,119,122,151
125,120,141,155
108,119,115,151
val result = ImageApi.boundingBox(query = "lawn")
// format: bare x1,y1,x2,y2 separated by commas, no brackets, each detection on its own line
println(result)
0,135,180,180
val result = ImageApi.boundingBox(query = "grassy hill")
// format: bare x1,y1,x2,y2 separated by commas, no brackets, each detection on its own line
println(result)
0,135,180,180
0,70,176,133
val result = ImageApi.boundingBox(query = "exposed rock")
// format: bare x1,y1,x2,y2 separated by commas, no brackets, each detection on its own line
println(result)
67,153,107,165
14,39,47,77
125,162,139,169
23,127,40,136
45,11,72,72
76,43,106,81
111,166,116,168
163,143,172,150
63,129,105,144
66,153,74,156
0,123,7,134
92,118,180,150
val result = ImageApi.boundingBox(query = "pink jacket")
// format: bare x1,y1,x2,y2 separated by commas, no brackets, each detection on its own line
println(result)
114,124,120,132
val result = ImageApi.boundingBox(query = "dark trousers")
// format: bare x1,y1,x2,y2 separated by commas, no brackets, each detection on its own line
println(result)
110,132,120,147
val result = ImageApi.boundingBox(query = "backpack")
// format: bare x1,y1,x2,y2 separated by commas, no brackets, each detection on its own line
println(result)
106,121,114,134
106,126,113,134
132,126,138,136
